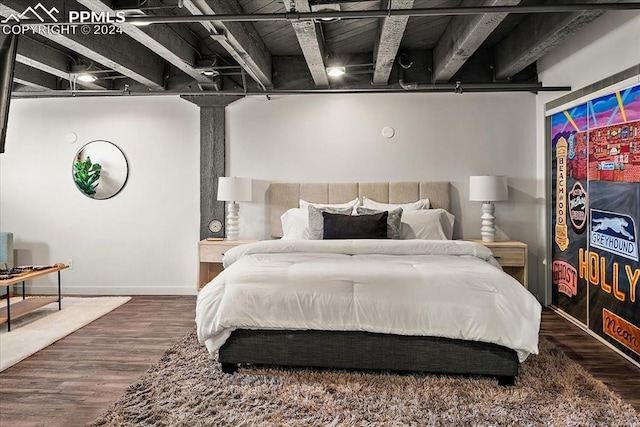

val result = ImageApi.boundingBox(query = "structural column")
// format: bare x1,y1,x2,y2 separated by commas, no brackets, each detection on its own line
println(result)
181,95,242,239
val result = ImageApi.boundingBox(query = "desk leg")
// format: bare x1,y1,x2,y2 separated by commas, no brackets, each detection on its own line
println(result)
22,280,25,300
5,284,10,332
57,271,61,310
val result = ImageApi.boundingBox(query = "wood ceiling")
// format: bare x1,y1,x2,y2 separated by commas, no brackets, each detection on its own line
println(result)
2,0,637,98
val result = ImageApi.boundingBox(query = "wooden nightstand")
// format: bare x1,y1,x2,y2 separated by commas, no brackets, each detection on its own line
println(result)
472,240,528,288
197,239,257,290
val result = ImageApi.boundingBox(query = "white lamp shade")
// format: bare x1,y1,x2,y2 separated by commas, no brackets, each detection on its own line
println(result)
469,175,508,202
217,177,252,202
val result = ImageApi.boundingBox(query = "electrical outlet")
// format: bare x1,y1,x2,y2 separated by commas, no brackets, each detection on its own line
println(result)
67,259,74,270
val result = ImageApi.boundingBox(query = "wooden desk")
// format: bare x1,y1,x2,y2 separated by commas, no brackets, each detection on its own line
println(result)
0,264,68,331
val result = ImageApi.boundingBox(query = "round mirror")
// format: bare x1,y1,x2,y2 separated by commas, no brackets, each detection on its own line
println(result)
72,140,128,200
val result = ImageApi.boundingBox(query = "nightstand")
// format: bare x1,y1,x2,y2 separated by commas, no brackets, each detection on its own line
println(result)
472,240,528,288
197,239,257,290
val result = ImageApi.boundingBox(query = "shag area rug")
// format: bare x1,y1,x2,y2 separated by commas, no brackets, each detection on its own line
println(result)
1,296,131,371
90,329,639,426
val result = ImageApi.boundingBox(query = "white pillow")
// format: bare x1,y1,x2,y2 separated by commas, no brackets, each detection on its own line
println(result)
299,197,360,211
280,208,309,240
362,196,430,211
401,209,455,240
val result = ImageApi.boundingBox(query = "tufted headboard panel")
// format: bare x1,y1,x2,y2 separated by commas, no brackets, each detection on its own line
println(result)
268,181,450,238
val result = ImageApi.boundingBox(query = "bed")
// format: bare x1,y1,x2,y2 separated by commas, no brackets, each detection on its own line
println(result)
196,182,542,385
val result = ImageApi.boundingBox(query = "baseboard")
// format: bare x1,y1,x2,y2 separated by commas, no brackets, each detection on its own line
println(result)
550,305,640,369
14,285,198,296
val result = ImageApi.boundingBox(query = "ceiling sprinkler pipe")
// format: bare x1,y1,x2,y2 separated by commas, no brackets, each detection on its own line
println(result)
119,3,640,25
398,53,413,70
397,53,416,90
398,80,418,90
11,82,570,98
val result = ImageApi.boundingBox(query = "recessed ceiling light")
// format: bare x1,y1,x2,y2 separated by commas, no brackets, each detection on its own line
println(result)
77,74,98,82
315,16,340,23
122,9,151,26
71,62,100,82
311,5,341,23
326,66,345,77
195,65,219,77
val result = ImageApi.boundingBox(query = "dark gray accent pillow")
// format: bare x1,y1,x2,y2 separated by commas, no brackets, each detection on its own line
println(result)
322,211,388,239
355,207,403,239
308,205,354,240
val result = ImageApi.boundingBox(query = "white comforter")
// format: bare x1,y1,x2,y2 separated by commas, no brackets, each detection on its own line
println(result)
196,240,541,362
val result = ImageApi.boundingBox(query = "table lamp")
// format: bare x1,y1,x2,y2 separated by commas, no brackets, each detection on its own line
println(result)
469,175,508,242
217,177,252,240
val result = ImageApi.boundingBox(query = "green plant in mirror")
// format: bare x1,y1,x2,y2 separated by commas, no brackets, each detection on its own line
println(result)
73,156,102,197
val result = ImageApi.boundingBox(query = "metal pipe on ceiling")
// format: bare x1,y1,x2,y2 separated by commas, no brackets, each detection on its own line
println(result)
11,83,571,98
120,3,640,25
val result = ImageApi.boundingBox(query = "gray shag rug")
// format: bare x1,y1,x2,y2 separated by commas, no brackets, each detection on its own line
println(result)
90,329,639,426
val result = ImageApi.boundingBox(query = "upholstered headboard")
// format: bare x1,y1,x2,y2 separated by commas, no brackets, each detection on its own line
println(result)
269,181,450,238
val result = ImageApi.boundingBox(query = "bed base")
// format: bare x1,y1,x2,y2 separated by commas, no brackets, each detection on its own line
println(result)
219,329,518,386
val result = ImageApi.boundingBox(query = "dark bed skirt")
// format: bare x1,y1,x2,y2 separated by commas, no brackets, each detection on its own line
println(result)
218,329,519,384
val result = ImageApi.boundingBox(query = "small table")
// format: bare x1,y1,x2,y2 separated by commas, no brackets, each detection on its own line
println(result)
0,264,68,331
469,240,528,288
198,239,257,290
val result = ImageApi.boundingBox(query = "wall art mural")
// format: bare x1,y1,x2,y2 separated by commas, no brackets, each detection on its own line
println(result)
551,83,640,363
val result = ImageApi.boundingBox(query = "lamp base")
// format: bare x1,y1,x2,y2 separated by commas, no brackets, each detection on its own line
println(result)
225,202,240,241
480,202,496,243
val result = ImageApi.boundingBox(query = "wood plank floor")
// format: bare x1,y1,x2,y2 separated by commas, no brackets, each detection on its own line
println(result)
0,299,638,427
540,308,640,411
0,296,197,427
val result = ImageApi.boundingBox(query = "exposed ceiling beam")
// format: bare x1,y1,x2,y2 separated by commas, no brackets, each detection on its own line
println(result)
0,0,165,89
75,0,215,88
284,0,329,88
493,0,615,79
15,37,105,90
182,0,273,88
13,62,59,90
372,0,413,85
432,0,520,83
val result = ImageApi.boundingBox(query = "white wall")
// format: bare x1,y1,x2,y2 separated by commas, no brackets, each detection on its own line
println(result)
6,13,632,299
534,11,640,303
0,96,200,295
226,92,543,298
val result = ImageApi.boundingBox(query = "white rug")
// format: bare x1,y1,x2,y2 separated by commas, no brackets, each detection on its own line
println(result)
0,296,131,371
